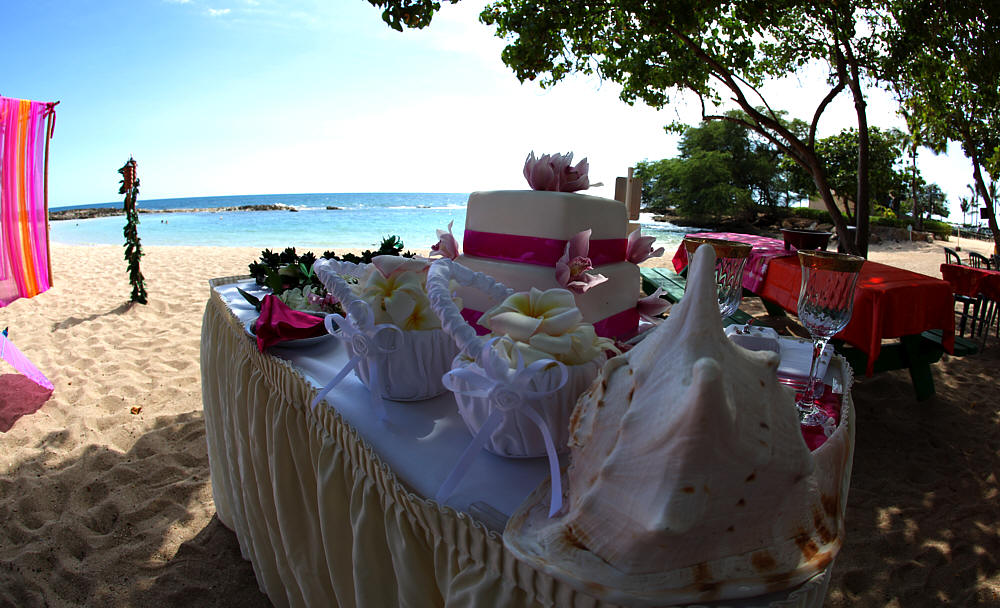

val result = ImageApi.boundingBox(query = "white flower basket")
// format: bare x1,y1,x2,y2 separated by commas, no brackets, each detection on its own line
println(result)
313,257,458,401
426,259,604,457
448,353,604,457
349,328,456,401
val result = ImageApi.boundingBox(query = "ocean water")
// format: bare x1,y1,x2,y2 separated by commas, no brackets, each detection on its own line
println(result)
49,192,693,254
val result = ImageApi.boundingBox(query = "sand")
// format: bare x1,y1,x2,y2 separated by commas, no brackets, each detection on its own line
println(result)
0,236,998,607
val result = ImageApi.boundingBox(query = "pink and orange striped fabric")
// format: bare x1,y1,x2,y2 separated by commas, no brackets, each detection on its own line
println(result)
0,97,57,307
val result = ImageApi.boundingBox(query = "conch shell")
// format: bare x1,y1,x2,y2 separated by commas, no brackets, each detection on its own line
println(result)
503,244,855,606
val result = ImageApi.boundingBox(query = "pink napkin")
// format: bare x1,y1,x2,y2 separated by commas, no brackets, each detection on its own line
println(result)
0,374,53,432
253,295,327,351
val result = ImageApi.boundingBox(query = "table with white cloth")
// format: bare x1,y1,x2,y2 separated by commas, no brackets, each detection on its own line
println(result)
201,276,850,608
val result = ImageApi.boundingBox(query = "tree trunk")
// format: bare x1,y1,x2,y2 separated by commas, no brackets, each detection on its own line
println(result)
971,159,1000,256
847,55,870,257
852,117,870,256
911,148,922,230
810,165,858,255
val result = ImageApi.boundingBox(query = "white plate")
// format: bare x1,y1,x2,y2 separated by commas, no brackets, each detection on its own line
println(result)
776,336,833,384
245,316,335,348
726,324,781,354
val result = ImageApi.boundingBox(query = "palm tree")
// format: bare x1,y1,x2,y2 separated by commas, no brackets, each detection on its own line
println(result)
898,111,946,231
898,123,923,229
959,196,972,227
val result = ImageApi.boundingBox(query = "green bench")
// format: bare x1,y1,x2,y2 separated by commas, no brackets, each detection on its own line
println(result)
640,266,753,325
640,267,686,304
833,331,978,401
640,267,976,401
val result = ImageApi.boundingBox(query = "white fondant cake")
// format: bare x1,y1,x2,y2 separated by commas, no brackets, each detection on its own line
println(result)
456,190,641,338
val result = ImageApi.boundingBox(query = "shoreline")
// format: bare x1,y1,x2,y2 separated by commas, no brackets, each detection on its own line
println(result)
48,204,309,221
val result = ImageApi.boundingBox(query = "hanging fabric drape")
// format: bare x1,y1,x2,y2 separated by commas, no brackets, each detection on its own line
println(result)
0,96,57,307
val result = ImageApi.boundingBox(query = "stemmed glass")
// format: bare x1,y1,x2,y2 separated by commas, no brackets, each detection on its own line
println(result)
683,237,753,319
795,250,865,426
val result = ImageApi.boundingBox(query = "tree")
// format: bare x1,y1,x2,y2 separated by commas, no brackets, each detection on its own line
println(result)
637,151,753,221
787,127,909,221
367,0,454,30
896,116,945,230
634,158,683,214
636,114,809,218
959,195,973,227
118,157,147,305
884,0,1000,253
914,182,948,221
367,0,891,256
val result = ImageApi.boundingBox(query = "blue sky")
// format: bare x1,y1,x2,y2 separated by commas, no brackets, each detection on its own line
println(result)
3,0,978,219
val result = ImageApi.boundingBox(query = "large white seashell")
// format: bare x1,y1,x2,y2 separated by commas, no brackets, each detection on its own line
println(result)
503,244,855,606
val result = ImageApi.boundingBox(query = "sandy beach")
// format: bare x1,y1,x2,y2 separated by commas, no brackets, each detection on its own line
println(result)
1,236,998,607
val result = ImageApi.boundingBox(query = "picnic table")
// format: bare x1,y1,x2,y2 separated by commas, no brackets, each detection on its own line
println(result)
666,233,958,401
940,263,1000,301
200,275,842,607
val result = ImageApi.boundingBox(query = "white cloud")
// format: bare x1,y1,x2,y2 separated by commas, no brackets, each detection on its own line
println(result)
207,7,231,16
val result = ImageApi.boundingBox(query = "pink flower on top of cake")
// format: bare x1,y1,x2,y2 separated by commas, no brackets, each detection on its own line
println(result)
429,220,460,260
556,230,608,294
523,151,591,192
626,228,666,264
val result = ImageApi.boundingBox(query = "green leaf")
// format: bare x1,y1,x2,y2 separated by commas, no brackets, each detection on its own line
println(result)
237,288,263,312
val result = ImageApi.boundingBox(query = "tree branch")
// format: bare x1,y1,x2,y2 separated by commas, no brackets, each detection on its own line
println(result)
731,72,781,125
705,113,803,167
810,46,848,148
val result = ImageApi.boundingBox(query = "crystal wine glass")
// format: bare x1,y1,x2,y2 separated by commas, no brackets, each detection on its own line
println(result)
795,250,865,427
683,237,753,319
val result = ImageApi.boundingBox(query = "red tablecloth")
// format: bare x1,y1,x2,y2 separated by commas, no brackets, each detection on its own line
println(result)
673,234,956,375
671,232,795,292
940,263,1000,301
760,257,956,374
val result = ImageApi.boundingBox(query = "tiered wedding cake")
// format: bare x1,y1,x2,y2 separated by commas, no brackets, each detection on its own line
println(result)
456,190,640,337
436,153,655,339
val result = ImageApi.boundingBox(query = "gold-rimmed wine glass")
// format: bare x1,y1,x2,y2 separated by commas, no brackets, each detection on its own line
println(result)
795,250,865,427
683,237,753,319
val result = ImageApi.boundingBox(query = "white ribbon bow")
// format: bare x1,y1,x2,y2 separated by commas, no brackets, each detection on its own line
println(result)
436,337,569,518
311,299,403,420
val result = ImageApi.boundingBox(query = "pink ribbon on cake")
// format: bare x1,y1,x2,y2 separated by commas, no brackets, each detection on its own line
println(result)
463,230,626,267
592,307,640,339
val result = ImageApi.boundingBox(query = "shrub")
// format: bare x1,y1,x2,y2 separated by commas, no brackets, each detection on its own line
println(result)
783,207,832,222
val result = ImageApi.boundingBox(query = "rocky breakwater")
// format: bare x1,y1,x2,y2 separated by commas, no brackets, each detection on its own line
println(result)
50,203,297,221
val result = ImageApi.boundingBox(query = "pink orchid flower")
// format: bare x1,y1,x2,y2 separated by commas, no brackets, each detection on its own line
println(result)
626,229,666,264
523,152,557,190
555,229,608,294
559,155,590,192
307,291,340,312
523,151,592,192
429,220,460,260
637,288,671,322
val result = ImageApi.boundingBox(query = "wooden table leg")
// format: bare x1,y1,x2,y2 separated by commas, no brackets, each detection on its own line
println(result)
758,296,788,318
833,335,943,402
900,334,937,401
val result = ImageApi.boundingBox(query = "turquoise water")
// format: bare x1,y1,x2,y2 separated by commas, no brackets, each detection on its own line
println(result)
50,192,693,253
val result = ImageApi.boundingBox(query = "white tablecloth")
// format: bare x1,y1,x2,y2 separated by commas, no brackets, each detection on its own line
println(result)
201,277,847,608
